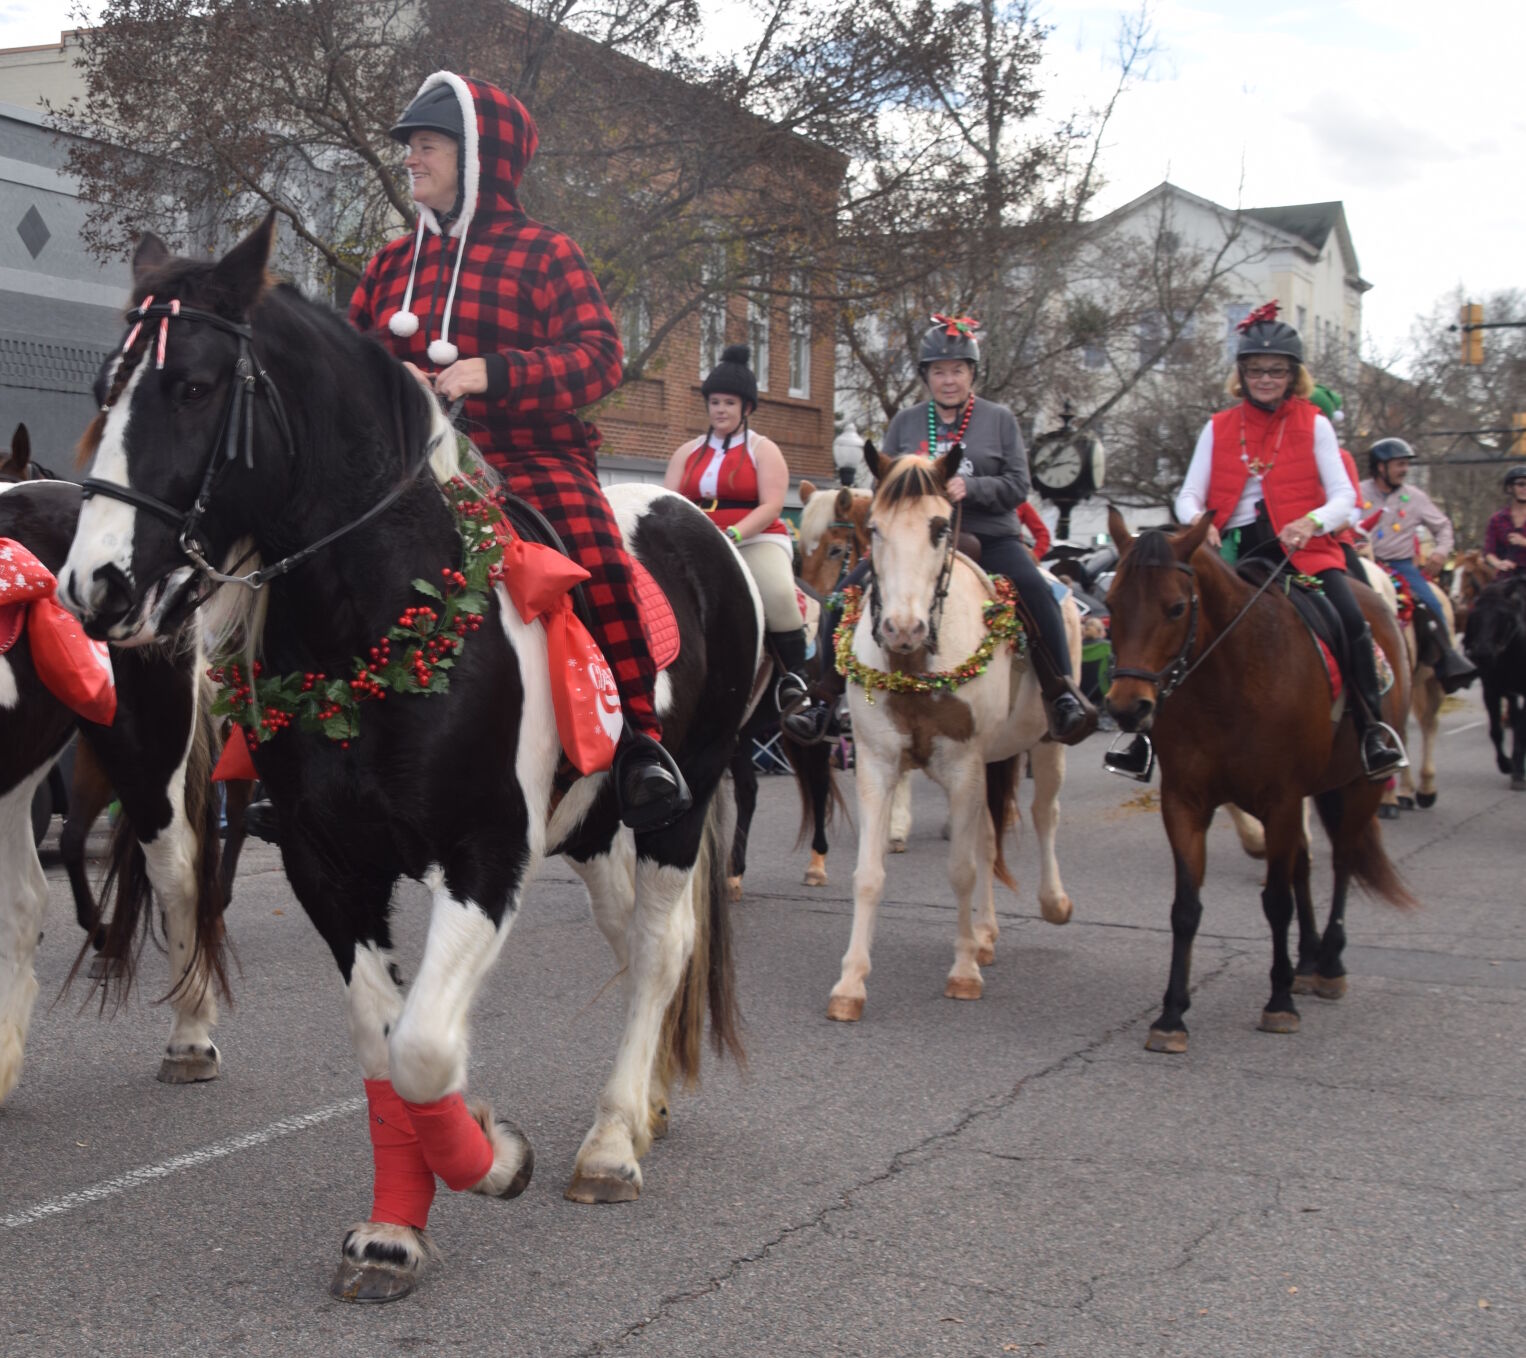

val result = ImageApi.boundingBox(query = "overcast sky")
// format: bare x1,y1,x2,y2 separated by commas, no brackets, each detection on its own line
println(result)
3,0,1520,361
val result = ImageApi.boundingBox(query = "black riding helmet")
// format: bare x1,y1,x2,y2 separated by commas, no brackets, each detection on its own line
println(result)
1369,437,1416,476
389,82,466,143
1235,301,1303,364
1504,464,1526,489
918,315,980,376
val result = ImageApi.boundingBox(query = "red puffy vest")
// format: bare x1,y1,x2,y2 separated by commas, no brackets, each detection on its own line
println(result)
1204,399,1344,573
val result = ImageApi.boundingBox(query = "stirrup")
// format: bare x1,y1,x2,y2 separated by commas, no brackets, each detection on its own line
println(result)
613,731,693,833
1359,722,1409,782
1103,732,1155,783
774,670,809,714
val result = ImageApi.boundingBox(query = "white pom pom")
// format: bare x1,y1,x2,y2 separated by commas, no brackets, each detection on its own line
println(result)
388,310,420,338
427,338,459,366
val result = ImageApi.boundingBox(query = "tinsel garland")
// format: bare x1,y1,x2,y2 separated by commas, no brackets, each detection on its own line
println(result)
832,576,1024,703
210,461,502,747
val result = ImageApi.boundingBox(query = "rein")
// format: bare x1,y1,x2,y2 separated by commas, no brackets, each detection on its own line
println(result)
81,300,443,593
1113,549,1291,700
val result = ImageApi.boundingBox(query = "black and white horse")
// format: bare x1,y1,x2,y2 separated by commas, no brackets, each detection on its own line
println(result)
0,478,228,1103
59,216,757,1301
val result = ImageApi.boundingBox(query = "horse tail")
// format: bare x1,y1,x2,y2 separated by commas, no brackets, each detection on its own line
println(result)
986,755,1021,891
784,735,848,849
662,779,746,1087
1314,791,1419,911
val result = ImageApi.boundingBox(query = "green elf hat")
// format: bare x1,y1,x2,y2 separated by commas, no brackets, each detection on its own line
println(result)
1309,384,1343,422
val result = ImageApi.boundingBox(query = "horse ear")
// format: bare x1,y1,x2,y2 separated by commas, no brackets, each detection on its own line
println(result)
132,233,171,283
9,423,29,470
211,210,278,312
834,486,854,519
862,439,885,483
938,442,964,486
1176,510,1215,561
1107,504,1134,557
799,479,816,504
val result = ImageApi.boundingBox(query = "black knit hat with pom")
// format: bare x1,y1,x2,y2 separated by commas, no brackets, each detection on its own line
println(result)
701,343,758,411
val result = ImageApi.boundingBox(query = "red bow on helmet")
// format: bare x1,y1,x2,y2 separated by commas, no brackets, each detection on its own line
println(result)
1237,301,1280,333
931,314,979,338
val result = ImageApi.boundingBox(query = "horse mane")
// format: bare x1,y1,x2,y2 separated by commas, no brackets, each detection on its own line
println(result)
1117,529,1178,577
873,454,945,509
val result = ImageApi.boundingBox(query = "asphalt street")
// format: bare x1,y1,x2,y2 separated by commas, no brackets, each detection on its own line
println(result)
1,690,1521,1357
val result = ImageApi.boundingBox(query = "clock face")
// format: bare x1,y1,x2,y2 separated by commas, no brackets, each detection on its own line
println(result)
1034,438,1084,488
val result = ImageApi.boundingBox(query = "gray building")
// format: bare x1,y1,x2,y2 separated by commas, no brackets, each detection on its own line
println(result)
1,98,130,471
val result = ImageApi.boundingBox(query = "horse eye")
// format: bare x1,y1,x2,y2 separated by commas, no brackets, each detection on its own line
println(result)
1167,600,1187,620
828,544,845,558
178,380,212,404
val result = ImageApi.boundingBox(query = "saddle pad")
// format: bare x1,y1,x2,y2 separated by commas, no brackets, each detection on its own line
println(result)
0,601,22,655
631,560,680,672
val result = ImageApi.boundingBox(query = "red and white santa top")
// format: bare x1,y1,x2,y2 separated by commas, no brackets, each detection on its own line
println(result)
678,430,793,559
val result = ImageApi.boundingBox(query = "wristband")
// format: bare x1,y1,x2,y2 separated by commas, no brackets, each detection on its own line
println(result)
726,526,742,544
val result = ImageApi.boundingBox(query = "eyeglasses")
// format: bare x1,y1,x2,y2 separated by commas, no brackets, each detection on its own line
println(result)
1243,364,1292,379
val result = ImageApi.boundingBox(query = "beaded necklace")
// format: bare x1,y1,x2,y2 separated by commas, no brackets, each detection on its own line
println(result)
1238,400,1290,478
928,397,975,453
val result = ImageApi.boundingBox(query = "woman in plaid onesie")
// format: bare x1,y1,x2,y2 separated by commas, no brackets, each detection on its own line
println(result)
348,71,687,829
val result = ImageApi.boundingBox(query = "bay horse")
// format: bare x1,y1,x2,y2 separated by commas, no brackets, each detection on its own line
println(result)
0,478,228,1103
1463,575,1526,789
826,444,1076,1022
59,216,754,1301
1104,509,1416,1053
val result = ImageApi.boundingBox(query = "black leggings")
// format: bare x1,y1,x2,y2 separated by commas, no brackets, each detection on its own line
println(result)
1314,566,1366,646
974,532,1073,677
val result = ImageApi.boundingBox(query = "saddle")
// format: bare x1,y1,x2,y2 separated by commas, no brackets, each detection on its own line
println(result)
1236,558,1350,702
500,493,679,671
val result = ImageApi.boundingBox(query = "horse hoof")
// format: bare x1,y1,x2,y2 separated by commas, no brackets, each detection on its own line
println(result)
1291,972,1315,995
1415,791,1437,809
329,1260,415,1303
726,876,743,902
1258,1010,1300,1034
944,975,982,1001
826,994,865,1022
1377,803,1399,821
565,1170,641,1204
87,954,126,981
1496,755,1511,775
1040,895,1073,925
887,837,907,854
976,942,996,966
156,1045,220,1084
1145,1027,1187,1054
468,1108,534,1200
1312,974,1348,1000
1395,794,1415,810
1512,778,1526,792
803,862,828,887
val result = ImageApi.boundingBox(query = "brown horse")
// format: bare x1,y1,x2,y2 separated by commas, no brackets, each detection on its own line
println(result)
1104,510,1416,1053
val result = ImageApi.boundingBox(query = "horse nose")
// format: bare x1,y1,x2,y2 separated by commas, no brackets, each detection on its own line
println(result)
79,562,136,633
880,615,927,652
1106,693,1154,732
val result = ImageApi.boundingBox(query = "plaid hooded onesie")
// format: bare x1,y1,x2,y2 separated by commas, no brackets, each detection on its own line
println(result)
349,72,659,736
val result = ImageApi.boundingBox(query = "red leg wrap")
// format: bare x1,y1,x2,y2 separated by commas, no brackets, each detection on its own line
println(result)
402,1091,496,1192
365,1079,436,1229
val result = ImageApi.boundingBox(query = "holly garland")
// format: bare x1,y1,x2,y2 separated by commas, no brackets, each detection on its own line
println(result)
210,463,503,748
831,576,1025,702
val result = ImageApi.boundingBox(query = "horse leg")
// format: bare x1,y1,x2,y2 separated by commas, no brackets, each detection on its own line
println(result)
60,740,112,955
1225,805,1266,859
887,770,913,852
567,845,699,1202
1412,674,1441,807
1146,791,1210,1054
1028,740,1073,925
803,739,831,887
1509,694,1526,790
829,751,899,1021
942,758,987,1001
0,774,51,1103
1291,833,1320,992
1485,676,1510,776
1257,805,1304,1034
727,743,757,901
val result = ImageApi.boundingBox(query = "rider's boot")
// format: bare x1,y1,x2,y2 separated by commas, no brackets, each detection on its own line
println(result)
614,726,692,833
244,792,280,845
772,628,834,744
1021,622,1098,745
1428,621,1478,693
1349,624,1408,780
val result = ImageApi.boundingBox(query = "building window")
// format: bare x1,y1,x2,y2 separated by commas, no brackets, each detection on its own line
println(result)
622,293,650,364
699,247,727,378
1297,305,1308,334
1082,341,1107,372
748,286,771,394
788,274,811,397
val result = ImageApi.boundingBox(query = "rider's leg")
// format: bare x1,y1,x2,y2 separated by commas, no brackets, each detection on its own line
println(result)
1385,557,1476,692
740,540,833,742
978,533,1097,745
503,454,690,830
1317,567,1406,779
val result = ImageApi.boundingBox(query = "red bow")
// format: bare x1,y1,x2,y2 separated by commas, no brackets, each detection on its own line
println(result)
1237,301,1281,333
930,313,979,339
0,538,117,724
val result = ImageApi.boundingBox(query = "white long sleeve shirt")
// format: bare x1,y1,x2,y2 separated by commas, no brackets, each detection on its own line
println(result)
1175,411,1356,534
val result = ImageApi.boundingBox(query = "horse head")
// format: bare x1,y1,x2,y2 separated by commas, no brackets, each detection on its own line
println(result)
863,439,962,654
1103,508,1214,731
797,478,870,596
0,422,32,481
1463,576,1526,668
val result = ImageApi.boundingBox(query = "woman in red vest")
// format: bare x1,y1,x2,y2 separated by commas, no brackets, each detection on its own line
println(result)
1168,303,1404,778
664,344,832,743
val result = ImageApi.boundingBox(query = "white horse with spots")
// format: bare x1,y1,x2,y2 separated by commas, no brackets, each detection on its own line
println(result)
826,445,1078,1022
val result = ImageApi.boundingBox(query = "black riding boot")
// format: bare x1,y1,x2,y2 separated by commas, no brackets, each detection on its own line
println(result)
244,790,279,845
614,727,692,832
1415,605,1478,693
772,628,834,744
1011,602,1097,746
1348,624,1408,780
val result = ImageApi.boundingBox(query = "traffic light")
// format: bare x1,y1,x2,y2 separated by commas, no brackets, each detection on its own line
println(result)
1513,412,1526,458
1460,302,1484,365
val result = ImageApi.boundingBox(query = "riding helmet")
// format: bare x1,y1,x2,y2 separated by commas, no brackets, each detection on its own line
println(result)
1504,464,1526,489
918,316,980,373
390,82,466,144
1369,437,1416,466
701,343,758,412
1235,301,1303,365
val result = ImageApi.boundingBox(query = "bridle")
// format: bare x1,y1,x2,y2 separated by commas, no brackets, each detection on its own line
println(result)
1111,546,1291,701
866,497,962,654
81,299,438,592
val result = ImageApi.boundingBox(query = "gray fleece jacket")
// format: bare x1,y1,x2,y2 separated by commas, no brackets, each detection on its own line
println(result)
880,396,1026,538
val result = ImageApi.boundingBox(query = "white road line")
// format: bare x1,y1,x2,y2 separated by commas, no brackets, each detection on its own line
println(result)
1,1096,366,1230
1445,719,1486,736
